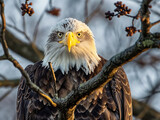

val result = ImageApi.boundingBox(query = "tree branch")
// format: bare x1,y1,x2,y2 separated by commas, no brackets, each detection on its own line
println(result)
54,0,160,118
0,79,19,87
150,20,160,27
133,99,160,120
140,0,152,37
6,23,32,42
0,29,44,62
85,0,103,24
1,0,160,119
0,0,9,57
33,10,45,43
0,88,14,101
0,0,57,108
61,34,160,110
0,55,7,60
49,62,57,97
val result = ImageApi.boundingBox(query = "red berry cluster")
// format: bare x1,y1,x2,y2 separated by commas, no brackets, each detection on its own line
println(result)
105,1,142,37
105,1,131,20
125,26,142,36
105,11,114,20
21,0,34,16
114,1,131,17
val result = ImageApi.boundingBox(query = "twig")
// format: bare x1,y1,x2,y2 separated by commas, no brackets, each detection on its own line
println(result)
48,62,57,96
49,0,53,9
0,0,57,108
14,0,21,14
151,9,160,16
133,99,160,120
22,16,27,39
30,42,44,59
1,0,160,119
0,88,14,101
48,62,56,82
85,0,103,24
84,0,89,23
8,16,17,26
6,23,32,42
150,20,160,27
56,0,160,115
0,0,9,57
0,55,7,60
7,24,43,59
0,74,7,81
33,11,45,43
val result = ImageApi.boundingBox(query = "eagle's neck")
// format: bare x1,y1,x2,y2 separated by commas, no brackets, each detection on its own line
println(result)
42,42,101,75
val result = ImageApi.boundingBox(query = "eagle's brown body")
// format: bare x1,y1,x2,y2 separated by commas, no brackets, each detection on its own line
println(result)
17,56,132,120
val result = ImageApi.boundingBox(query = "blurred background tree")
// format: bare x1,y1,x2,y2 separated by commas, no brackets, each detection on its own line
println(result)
0,0,160,120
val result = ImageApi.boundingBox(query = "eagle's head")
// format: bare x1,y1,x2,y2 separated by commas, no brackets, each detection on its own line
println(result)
42,18,101,74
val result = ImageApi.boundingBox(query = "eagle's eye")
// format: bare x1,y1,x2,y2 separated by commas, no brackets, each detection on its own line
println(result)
57,32,63,38
77,32,82,38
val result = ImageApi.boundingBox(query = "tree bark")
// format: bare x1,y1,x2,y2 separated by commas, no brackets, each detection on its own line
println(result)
1,29,44,62
0,79,19,87
133,99,160,120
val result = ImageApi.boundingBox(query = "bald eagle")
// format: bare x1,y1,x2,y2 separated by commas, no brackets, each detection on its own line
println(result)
17,18,132,120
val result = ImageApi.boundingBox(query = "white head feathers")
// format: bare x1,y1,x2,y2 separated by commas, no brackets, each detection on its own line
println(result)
42,18,101,75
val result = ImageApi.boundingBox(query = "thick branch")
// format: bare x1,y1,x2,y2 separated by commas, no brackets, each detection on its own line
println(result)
133,99,160,120
61,35,160,110
2,29,44,62
1,0,160,119
140,0,152,36
0,0,56,108
0,55,7,60
0,79,19,87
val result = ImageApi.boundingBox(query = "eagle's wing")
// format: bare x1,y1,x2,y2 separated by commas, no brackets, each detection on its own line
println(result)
112,67,132,120
74,59,132,120
17,60,132,120
17,61,57,120
17,65,33,120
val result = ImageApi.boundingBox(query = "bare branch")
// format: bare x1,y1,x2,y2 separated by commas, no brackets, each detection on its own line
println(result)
22,16,27,34
84,0,89,22
0,74,7,80
0,0,57,108
0,0,9,57
0,79,19,87
0,55,7,60
30,42,44,59
33,12,45,43
6,23,32,42
1,30,44,62
1,0,160,119
133,99,160,120
85,0,103,24
0,88,14,101
140,0,152,37
151,9,160,16
49,62,57,97
150,20,160,27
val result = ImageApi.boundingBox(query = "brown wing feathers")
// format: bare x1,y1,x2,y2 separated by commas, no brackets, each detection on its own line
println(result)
17,57,132,120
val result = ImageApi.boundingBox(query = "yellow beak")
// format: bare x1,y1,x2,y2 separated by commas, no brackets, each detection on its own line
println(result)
59,32,80,52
